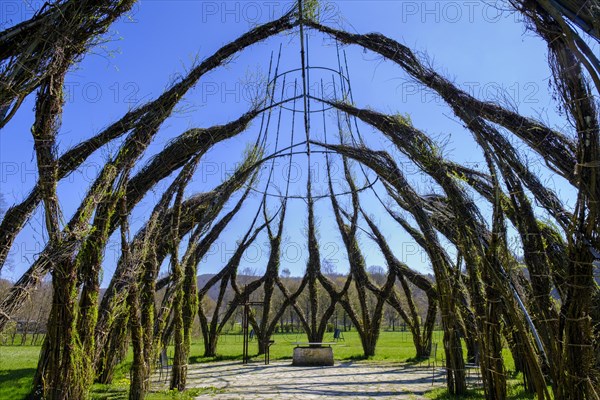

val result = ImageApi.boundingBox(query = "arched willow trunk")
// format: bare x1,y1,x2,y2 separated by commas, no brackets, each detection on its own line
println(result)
322,155,397,358
95,315,129,384
197,196,270,357
366,207,438,360
254,197,289,356
168,160,196,392
0,10,296,334
309,15,598,397
285,144,342,346
319,142,467,393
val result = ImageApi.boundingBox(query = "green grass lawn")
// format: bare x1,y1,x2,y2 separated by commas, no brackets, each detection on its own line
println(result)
189,329,429,363
425,380,537,400
0,345,40,400
0,330,525,399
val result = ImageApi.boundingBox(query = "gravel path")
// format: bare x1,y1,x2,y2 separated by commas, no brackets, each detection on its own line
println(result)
153,360,446,399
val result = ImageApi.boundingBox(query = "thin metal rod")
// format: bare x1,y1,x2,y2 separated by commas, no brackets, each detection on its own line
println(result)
249,175,379,200
298,0,313,207
262,73,287,198
253,50,276,148
259,43,284,150
285,80,299,198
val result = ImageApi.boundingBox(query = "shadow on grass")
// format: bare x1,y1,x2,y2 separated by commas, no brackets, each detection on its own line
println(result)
188,353,295,364
346,354,370,361
426,382,537,400
90,383,128,400
0,367,35,383
188,354,242,364
405,355,430,362
426,388,486,400
91,385,211,400
404,356,432,366
0,368,35,399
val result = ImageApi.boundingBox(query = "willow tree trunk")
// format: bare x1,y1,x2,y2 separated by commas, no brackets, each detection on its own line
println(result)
414,302,436,359
504,327,536,394
256,279,273,356
31,257,87,400
412,328,429,359
198,305,217,357
170,283,187,391
442,326,466,395
482,284,507,399
128,282,146,400
182,258,198,374
140,258,158,390
422,302,437,356
360,331,378,357
204,335,218,357
28,35,88,400
77,194,118,390
560,247,596,399
96,314,129,384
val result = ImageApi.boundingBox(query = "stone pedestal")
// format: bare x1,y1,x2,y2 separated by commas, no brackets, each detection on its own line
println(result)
292,346,334,366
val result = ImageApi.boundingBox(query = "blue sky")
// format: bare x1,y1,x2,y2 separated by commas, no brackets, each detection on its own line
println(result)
0,0,581,286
